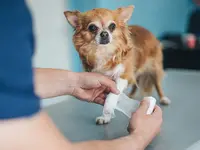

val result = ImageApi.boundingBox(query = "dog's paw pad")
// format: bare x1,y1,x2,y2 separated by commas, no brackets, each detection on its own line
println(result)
96,116,111,125
160,96,171,105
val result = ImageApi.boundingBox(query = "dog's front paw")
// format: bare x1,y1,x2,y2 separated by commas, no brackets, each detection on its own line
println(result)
96,116,111,125
160,96,171,105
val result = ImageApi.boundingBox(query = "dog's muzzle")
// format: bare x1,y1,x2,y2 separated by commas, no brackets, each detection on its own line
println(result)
100,31,110,44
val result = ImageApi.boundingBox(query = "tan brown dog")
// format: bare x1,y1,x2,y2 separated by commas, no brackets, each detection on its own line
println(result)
64,5,170,124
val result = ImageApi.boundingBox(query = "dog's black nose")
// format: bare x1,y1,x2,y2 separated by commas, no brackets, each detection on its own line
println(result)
99,31,110,45
100,31,109,38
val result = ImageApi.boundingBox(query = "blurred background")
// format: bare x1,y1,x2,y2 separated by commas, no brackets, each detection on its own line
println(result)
26,0,200,105
25,0,200,149
27,0,199,71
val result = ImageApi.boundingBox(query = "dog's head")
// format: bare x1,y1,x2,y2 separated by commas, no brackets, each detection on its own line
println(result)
64,6,134,70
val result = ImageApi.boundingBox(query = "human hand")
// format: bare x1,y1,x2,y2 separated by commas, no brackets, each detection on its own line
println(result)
70,72,119,105
128,100,163,149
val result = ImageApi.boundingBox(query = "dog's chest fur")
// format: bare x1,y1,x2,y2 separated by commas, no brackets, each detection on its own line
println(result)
91,46,124,80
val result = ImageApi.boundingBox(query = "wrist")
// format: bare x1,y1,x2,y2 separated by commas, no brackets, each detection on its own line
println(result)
129,131,148,150
65,71,80,86
64,71,80,95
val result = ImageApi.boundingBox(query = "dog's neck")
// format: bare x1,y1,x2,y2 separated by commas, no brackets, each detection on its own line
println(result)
92,44,117,73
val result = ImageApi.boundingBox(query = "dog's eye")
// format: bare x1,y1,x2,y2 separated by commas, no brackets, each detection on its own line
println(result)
108,23,116,32
88,24,98,32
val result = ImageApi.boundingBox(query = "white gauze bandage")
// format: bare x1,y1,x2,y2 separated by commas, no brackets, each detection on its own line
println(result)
103,78,128,118
116,93,157,118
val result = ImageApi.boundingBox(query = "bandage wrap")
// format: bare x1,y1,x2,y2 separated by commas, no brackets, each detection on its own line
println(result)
103,78,128,118
116,94,157,118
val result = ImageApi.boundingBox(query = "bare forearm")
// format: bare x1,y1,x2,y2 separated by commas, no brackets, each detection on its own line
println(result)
0,112,72,150
73,135,144,150
0,111,145,150
0,105,148,150
34,68,78,99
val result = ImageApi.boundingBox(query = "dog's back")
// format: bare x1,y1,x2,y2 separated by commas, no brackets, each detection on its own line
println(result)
128,25,163,71
127,25,170,105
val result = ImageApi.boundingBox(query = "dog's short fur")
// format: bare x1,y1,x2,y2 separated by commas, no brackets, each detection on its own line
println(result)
64,5,170,124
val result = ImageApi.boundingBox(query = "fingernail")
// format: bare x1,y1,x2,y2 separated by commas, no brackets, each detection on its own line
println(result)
116,89,120,94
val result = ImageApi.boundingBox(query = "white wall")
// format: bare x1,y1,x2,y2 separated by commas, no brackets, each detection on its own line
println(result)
26,0,72,107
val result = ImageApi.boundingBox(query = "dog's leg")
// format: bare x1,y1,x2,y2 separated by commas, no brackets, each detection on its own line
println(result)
154,73,171,105
128,84,137,98
96,78,128,125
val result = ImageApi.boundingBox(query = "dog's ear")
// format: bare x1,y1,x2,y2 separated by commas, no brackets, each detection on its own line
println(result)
116,5,134,23
64,10,80,28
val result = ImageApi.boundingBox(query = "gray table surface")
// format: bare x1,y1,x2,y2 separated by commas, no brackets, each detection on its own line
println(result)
45,70,200,150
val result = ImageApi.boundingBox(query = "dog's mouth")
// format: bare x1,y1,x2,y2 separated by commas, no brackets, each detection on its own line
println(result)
99,39,110,45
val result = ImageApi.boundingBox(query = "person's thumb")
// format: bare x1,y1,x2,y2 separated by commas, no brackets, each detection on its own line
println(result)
138,99,150,114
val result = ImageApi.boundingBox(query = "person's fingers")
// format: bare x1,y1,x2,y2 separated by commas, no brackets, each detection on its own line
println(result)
99,93,106,99
98,76,119,94
94,87,106,98
152,105,162,117
105,87,110,93
127,124,131,133
94,97,105,105
76,89,92,101
127,123,134,133
137,99,150,114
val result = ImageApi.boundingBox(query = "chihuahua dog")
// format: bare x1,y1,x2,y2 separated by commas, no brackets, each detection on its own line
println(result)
64,5,170,125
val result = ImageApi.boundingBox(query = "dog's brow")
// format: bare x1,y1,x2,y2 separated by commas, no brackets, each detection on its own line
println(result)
105,20,115,27
88,21,102,28
100,20,105,27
